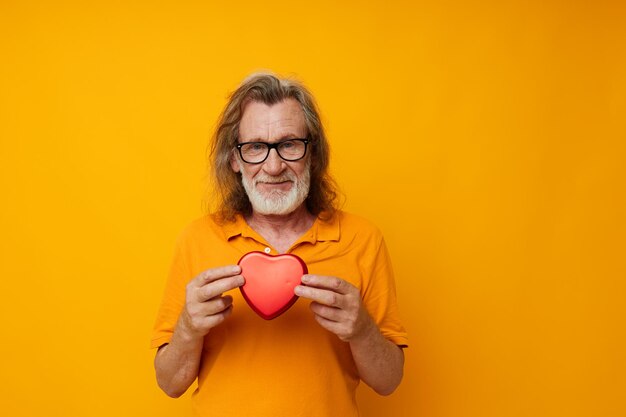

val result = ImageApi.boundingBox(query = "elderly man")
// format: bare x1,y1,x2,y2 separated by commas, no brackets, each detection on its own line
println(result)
152,73,407,416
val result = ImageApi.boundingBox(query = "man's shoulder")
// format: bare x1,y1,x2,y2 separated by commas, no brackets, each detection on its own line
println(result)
333,210,385,242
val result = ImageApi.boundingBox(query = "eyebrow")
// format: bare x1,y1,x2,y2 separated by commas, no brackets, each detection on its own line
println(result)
239,134,305,143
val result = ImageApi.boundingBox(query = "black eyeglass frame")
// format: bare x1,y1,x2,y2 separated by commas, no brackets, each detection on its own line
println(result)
235,138,310,164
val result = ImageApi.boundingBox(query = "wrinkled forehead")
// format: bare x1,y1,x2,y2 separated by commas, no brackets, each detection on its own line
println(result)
239,98,308,141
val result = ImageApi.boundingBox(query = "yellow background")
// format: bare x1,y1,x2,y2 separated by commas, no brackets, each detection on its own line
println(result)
1,1,624,416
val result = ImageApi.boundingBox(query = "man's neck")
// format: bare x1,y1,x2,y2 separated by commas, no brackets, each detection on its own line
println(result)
246,204,316,254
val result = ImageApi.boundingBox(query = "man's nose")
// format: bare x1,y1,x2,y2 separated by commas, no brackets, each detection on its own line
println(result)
262,148,285,174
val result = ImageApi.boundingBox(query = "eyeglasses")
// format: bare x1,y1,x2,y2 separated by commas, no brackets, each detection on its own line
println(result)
235,138,310,164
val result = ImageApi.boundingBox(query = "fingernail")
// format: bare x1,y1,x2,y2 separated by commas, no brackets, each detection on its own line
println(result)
294,285,303,295
301,275,310,283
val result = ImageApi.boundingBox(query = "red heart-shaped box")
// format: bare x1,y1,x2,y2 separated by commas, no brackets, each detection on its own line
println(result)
238,251,308,320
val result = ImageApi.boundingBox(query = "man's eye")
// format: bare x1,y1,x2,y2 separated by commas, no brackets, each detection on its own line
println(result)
280,141,295,149
250,143,265,151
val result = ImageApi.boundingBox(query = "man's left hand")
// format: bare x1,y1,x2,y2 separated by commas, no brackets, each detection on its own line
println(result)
294,274,375,342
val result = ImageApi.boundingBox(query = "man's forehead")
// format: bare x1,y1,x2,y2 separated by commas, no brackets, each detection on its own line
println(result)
239,98,307,139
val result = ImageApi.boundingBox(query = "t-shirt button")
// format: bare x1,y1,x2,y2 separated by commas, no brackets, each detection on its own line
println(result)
264,247,271,254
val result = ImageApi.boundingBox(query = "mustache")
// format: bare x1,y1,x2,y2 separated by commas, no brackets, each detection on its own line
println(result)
253,173,296,185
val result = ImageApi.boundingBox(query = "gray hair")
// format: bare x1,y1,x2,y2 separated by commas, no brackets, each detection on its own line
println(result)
206,72,340,222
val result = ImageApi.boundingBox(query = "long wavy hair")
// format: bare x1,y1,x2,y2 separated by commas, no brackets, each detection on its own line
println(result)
206,72,341,222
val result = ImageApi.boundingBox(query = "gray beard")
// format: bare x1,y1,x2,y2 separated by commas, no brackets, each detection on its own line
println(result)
238,159,311,215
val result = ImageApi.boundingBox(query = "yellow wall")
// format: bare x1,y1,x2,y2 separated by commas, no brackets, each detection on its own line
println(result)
1,1,624,416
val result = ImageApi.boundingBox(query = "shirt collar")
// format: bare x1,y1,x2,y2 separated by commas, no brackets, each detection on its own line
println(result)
221,212,341,244
221,214,251,240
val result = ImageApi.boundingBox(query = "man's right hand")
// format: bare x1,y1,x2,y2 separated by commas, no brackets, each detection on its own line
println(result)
177,265,244,339
156,265,244,397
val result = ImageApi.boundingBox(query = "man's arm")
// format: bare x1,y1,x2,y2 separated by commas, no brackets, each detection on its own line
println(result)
294,275,404,395
154,327,204,398
154,265,244,397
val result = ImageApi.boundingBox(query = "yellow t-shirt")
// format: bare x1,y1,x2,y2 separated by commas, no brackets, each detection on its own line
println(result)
152,211,408,417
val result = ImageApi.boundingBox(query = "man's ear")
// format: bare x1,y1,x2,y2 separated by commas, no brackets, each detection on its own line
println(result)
230,150,241,173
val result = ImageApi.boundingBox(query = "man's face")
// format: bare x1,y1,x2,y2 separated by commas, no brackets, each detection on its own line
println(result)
231,98,311,216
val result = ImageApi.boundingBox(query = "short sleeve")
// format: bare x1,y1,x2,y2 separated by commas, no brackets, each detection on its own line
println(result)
150,232,193,349
361,235,408,348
